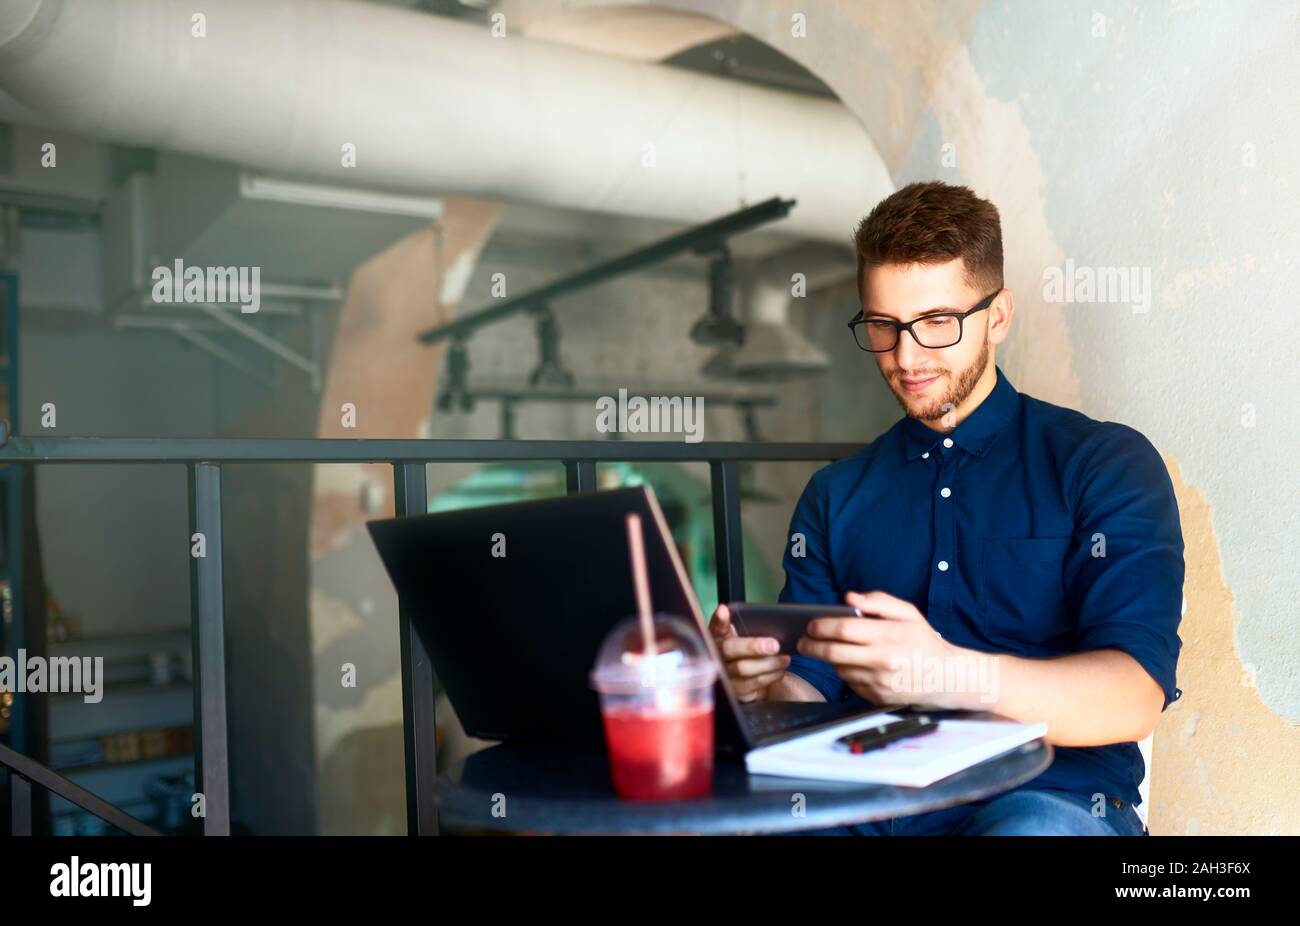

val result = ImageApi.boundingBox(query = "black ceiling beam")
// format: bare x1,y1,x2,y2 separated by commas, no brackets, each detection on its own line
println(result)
416,196,795,346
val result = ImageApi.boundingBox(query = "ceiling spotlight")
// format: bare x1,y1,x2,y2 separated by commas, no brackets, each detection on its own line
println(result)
526,305,575,388
435,338,473,413
689,243,745,347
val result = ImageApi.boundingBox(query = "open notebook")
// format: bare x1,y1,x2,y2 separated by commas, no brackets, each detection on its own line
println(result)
744,713,1048,787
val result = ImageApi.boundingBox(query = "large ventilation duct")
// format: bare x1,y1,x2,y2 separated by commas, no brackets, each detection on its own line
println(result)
0,0,893,243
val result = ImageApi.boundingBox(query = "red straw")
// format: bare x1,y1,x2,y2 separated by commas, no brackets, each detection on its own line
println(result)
625,512,657,660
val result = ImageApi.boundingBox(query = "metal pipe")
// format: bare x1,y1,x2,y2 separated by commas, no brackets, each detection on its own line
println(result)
0,433,860,465
0,0,892,242
418,197,793,346
187,462,231,836
10,770,31,835
710,460,747,604
564,459,598,494
393,462,439,836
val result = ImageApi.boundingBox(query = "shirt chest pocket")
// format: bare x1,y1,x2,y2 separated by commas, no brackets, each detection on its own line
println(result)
980,537,1075,646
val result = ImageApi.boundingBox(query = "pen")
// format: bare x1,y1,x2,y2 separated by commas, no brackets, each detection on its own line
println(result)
834,715,938,754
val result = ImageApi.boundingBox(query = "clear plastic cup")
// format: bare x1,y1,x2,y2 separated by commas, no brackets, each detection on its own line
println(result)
589,613,718,801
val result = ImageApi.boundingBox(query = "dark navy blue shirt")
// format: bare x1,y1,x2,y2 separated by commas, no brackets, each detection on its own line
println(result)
779,365,1184,807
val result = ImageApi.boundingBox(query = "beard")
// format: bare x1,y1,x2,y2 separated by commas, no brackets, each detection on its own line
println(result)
884,335,990,424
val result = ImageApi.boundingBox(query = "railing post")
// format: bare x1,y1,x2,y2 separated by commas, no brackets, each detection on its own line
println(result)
564,459,597,494
710,460,746,605
394,462,439,835
10,771,31,835
187,462,231,835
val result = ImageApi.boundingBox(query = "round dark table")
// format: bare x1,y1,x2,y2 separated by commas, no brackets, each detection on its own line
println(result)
436,735,1053,835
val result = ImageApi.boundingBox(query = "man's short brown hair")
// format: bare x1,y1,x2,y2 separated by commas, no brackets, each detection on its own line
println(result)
852,181,1004,303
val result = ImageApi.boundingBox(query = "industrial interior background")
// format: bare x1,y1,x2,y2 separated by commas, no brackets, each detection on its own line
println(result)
0,0,1295,835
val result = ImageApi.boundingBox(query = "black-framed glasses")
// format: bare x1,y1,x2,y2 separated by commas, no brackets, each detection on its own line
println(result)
847,289,1001,352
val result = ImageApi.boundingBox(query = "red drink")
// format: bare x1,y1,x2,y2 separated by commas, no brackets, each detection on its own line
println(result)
590,613,719,802
601,702,714,800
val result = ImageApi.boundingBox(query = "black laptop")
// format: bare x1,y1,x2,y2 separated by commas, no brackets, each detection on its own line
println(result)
366,484,888,754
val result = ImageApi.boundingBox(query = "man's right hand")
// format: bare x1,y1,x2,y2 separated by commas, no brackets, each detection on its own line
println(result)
708,604,791,702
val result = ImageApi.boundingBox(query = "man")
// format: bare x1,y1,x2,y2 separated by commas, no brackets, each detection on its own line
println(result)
710,181,1184,836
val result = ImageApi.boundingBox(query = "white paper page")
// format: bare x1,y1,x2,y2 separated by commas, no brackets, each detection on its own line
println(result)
745,715,1047,787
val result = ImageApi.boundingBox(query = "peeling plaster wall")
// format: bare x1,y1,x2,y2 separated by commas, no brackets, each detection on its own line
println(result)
517,0,1299,834
956,2,1300,834
1163,458,1298,834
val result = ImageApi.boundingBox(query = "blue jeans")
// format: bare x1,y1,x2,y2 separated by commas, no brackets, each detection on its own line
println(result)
791,788,1148,836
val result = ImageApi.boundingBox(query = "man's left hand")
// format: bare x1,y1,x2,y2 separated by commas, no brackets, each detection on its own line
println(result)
796,590,980,710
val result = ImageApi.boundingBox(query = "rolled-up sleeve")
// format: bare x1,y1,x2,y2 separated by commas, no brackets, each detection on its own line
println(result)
1065,424,1185,711
778,472,849,702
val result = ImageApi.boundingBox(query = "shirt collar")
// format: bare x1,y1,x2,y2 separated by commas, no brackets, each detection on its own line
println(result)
901,365,1021,461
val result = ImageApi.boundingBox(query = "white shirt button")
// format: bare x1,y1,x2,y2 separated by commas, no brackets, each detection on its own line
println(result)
940,487,951,498
921,452,929,459
943,438,954,448
937,560,949,572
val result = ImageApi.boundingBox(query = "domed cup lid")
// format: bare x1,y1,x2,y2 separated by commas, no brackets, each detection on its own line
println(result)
589,613,717,694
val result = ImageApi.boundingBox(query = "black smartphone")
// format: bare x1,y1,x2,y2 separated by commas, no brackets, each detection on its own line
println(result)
724,602,865,654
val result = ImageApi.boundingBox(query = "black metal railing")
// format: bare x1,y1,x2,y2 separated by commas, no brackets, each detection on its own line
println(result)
1,741,161,836
0,428,862,835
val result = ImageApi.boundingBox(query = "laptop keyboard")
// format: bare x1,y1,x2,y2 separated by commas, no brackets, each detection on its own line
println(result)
742,701,868,738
